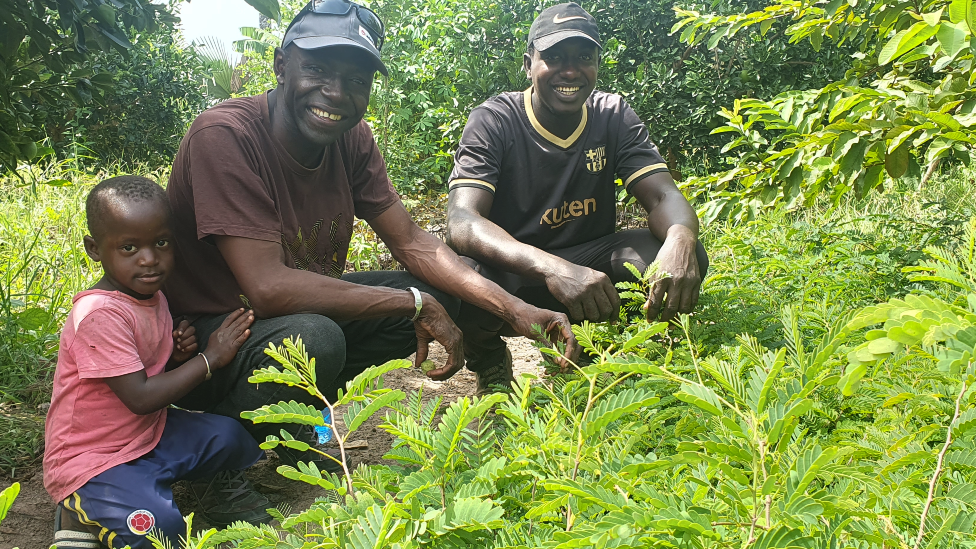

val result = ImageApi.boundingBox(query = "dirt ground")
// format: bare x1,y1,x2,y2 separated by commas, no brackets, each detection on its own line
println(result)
0,338,543,549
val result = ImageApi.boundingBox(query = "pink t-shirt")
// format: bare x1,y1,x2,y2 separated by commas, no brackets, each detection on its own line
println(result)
43,289,173,502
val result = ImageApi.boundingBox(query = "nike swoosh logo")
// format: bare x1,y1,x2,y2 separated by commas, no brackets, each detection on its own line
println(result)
553,14,586,24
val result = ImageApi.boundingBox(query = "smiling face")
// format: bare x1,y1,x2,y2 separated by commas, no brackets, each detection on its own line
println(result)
83,198,175,300
524,37,599,117
272,45,375,158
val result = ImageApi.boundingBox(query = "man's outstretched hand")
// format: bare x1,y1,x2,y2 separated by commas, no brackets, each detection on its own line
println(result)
508,304,579,372
644,226,701,322
413,292,465,381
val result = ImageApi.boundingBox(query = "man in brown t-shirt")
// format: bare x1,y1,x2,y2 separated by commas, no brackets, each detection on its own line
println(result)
163,0,576,523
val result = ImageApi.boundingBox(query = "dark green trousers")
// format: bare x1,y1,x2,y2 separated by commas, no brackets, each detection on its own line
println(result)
171,271,460,443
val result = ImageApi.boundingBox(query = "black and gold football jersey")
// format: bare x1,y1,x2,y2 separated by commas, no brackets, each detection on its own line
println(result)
449,88,668,250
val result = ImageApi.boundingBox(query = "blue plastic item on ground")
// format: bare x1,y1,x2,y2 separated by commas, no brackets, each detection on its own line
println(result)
315,409,333,444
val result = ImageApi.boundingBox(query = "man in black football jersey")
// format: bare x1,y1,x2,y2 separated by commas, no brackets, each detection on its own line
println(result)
446,2,708,393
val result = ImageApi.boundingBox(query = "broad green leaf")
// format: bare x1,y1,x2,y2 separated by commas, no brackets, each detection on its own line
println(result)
15,307,51,330
707,26,730,50
949,0,970,23
839,363,868,396
922,8,945,27
867,337,900,354
879,22,940,65
243,0,280,22
885,143,910,178
937,21,970,57
968,0,976,34
0,482,19,522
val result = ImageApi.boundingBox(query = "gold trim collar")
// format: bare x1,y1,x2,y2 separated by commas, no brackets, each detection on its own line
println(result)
523,87,587,149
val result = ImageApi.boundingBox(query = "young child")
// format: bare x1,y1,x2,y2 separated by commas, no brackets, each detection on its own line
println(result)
44,176,268,549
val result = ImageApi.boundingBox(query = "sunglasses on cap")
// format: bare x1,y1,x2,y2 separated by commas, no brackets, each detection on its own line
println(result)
295,0,386,51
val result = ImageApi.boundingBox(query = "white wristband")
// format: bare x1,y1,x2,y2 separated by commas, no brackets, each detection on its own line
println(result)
407,287,422,322
200,352,212,381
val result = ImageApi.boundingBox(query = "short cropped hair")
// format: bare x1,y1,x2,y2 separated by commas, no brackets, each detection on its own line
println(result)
85,176,168,241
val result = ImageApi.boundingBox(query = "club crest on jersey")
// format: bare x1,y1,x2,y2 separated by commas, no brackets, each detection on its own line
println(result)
585,146,607,173
127,509,155,535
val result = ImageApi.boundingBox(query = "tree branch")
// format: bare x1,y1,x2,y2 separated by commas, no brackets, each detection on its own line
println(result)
915,378,967,547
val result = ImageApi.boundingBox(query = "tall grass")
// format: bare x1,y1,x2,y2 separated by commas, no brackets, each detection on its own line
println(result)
0,164,166,475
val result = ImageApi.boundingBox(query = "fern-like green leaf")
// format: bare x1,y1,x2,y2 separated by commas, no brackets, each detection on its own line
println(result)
786,445,839,504
525,493,570,520
336,359,411,405
947,449,976,470
276,462,346,493
583,387,659,438
240,400,324,426
675,383,724,416
584,355,667,376
952,407,976,436
344,390,405,433
431,497,504,534
752,526,816,549
879,450,933,477
247,364,316,397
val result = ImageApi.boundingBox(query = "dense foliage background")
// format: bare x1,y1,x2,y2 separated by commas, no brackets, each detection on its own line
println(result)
234,0,853,192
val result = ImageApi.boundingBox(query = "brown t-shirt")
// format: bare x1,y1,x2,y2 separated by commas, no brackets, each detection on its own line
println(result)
165,92,400,318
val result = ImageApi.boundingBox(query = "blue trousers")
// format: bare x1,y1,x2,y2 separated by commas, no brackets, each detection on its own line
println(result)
61,408,264,548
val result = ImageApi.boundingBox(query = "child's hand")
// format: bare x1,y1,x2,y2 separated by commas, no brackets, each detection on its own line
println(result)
171,320,198,363
202,309,254,369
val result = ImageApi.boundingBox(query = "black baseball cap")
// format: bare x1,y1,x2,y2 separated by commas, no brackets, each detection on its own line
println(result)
282,0,388,76
527,3,602,52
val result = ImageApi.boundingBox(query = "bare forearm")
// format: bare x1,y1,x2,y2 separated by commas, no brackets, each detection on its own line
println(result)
646,190,699,242
630,174,700,243
395,227,531,323
447,210,573,281
216,236,417,321
107,356,210,415
247,270,417,320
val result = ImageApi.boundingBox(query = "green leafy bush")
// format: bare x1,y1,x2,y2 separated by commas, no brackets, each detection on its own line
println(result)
47,30,210,168
678,0,976,219
0,0,174,173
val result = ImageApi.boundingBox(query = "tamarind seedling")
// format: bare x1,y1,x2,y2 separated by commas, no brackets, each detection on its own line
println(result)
421,359,437,374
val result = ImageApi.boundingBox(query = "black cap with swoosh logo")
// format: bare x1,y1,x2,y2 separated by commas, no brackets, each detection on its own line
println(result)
527,2,602,52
